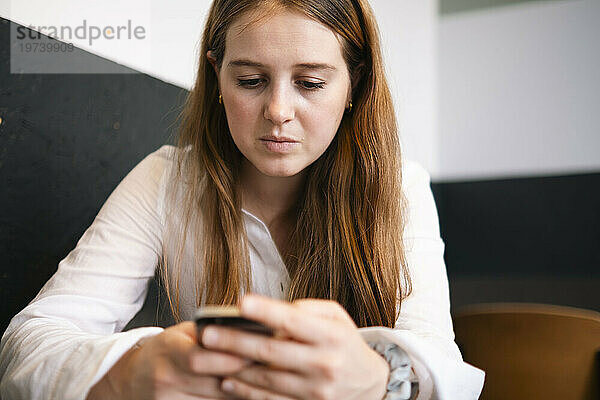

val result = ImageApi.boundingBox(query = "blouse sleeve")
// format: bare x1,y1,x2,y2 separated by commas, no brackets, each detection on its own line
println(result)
0,145,177,400
358,160,485,399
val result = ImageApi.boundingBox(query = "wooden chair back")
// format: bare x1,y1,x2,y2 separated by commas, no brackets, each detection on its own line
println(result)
453,303,600,400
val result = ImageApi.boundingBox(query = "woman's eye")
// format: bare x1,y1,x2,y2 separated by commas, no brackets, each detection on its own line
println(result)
237,78,263,88
236,79,325,90
298,81,325,90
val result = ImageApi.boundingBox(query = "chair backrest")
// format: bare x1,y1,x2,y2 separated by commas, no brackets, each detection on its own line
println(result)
453,303,600,400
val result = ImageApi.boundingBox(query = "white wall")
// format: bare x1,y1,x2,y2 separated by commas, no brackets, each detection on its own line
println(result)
439,0,600,181
1,0,439,177
371,0,439,178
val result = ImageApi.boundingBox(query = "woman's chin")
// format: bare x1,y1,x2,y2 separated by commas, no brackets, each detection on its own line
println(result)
256,163,305,178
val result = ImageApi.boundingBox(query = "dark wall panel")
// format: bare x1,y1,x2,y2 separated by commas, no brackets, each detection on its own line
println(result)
432,173,600,310
432,173,600,278
0,18,186,333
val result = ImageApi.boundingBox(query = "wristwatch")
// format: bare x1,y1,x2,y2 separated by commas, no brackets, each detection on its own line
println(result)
366,340,419,400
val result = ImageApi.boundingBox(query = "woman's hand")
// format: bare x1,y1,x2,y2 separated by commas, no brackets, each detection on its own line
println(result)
87,321,250,400
200,293,390,400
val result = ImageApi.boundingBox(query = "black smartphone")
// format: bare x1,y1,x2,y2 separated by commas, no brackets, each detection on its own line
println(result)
195,305,273,344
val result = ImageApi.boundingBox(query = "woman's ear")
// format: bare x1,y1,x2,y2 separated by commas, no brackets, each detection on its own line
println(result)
207,50,219,77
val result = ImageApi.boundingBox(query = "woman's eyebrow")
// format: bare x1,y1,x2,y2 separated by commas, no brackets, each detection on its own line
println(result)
296,62,337,71
228,59,337,71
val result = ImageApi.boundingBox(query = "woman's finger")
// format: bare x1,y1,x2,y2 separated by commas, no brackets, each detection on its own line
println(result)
157,385,237,400
166,372,238,399
176,320,200,340
189,349,254,376
239,294,341,345
162,322,252,376
228,363,314,400
292,298,356,325
200,325,321,374
221,375,296,400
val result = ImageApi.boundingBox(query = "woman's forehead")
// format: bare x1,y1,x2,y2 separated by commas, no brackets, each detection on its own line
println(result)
224,9,346,67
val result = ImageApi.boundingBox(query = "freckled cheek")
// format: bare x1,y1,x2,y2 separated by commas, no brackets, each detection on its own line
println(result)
300,103,344,146
224,96,261,138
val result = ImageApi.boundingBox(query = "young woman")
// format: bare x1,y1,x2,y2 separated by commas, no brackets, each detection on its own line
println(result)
0,0,484,399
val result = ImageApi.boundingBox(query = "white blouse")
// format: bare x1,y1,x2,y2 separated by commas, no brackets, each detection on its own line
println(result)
0,145,484,399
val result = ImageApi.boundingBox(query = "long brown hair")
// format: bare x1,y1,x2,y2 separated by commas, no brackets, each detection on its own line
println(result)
160,0,411,328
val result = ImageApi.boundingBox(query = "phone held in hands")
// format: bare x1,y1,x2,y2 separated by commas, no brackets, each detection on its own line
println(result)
195,305,274,344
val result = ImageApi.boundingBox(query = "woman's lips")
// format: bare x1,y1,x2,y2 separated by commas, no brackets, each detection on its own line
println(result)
259,135,300,142
259,137,300,153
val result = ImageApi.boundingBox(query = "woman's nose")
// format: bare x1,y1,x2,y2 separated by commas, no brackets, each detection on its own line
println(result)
263,85,295,125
